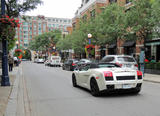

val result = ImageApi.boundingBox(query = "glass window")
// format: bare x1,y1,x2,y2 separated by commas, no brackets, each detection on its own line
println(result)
109,0,117,4
101,57,115,62
90,9,95,18
126,0,130,4
118,57,135,62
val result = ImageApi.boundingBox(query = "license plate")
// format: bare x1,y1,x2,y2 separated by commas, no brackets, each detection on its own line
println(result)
125,64,131,67
123,84,131,89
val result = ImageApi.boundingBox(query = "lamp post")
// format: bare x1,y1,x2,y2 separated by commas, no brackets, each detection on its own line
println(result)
16,41,19,49
87,33,92,44
1,0,10,86
87,33,93,59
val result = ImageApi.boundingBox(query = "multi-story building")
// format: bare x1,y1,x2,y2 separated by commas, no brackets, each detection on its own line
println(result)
72,0,160,61
15,15,72,48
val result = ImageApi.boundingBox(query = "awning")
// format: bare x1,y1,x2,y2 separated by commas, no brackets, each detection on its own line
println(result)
146,41,160,46
122,41,135,47
108,44,116,49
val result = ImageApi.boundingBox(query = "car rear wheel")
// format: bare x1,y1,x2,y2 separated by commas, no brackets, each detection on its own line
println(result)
90,78,100,97
72,75,77,87
133,86,141,94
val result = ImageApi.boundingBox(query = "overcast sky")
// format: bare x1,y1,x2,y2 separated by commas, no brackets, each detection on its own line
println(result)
25,0,82,19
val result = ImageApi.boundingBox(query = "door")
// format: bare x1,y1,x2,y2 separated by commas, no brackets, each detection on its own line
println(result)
78,64,90,87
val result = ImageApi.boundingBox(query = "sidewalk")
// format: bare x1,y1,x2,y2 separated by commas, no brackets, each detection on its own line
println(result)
144,73,160,83
0,66,19,116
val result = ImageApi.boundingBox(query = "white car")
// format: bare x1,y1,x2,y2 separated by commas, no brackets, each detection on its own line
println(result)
37,58,44,63
72,63,143,96
100,55,138,70
50,56,62,67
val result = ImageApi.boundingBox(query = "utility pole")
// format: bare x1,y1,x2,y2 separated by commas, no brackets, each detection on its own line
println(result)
1,0,10,86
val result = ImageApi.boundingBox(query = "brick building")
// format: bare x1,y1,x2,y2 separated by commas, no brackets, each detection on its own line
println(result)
15,15,72,48
72,0,146,60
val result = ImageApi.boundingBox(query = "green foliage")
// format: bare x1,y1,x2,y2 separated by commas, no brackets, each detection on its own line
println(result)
8,38,17,51
22,49,31,59
0,0,43,17
29,30,62,51
125,0,155,40
97,3,126,44
145,62,160,70
0,0,42,52
56,0,160,55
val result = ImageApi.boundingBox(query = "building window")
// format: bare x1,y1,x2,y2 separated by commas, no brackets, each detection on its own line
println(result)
90,9,95,18
126,0,130,4
109,0,117,4
82,15,87,22
85,0,89,3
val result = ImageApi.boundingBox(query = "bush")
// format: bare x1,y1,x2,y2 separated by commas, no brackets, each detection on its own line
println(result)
145,62,160,70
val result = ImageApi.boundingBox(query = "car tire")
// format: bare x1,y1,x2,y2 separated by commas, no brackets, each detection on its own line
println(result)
90,78,100,97
133,86,141,94
72,74,77,87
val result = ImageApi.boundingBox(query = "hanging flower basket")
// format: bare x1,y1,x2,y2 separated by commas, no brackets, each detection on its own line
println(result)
0,15,20,40
85,44,95,57
15,49,23,52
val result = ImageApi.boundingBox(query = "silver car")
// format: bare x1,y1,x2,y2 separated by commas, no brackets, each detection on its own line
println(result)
100,55,138,70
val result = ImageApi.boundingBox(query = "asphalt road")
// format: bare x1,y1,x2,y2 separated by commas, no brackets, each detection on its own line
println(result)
22,61,160,116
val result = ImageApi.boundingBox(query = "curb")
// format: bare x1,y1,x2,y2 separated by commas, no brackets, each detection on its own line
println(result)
4,66,21,116
143,79,160,83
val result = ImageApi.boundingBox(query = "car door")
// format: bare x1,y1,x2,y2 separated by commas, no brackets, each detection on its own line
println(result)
78,64,91,87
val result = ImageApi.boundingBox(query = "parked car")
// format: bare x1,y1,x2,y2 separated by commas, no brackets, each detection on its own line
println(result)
100,55,138,70
44,60,51,66
34,58,38,63
50,56,62,67
72,62,143,96
62,59,79,71
37,58,45,63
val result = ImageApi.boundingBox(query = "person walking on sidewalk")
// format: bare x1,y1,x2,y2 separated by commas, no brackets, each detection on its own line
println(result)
8,55,14,72
139,47,145,75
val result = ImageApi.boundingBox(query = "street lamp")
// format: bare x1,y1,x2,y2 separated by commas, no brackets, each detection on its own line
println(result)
87,33,92,44
1,0,10,86
16,41,19,49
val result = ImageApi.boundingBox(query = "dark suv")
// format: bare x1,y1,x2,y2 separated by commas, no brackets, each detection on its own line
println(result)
62,59,79,71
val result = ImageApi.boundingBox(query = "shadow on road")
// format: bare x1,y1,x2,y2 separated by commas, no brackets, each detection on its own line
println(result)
74,86,141,98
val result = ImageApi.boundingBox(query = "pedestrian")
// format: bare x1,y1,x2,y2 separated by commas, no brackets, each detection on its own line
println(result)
151,56,156,63
139,47,145,75
8,55,14,72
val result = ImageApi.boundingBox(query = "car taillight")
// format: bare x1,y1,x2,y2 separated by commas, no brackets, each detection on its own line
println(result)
137,71,142,79
103,71,113,81
135,64,138,68
72,63,76,66
116,62,122,67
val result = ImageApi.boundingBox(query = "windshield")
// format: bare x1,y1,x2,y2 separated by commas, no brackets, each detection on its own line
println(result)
117,57,135,62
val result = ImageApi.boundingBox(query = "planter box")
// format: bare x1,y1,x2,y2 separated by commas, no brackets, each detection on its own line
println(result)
145,69,160,75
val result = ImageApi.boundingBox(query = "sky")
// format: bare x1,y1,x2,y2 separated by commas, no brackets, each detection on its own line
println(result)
25,0,82,19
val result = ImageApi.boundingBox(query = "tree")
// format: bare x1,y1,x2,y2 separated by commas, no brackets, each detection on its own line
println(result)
125,0,155,41
0,0,42,18
0,0,42,51
8,38,17,51
151,0,160,38
96,3,126,45
29,30,62,51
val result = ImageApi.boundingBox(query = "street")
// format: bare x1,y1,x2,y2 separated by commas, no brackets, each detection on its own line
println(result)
22,61,160,116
